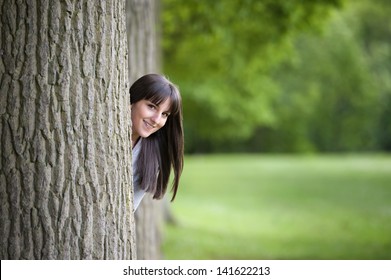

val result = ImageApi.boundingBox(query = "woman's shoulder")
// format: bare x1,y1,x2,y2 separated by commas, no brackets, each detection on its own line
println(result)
132,138,143,167
132,137,143,153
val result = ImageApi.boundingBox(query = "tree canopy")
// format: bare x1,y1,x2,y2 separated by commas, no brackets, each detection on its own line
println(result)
161,0,391,153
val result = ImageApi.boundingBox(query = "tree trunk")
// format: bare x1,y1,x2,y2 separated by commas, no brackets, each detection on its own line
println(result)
126,0,163,260
134,196,164,259
127,0,159,81
0,0,135,259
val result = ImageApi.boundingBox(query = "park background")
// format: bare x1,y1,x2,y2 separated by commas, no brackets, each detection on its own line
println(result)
159,0,391,259
0,0,390,260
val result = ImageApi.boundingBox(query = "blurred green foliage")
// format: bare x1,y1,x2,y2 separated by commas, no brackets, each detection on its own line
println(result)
161,0,391,153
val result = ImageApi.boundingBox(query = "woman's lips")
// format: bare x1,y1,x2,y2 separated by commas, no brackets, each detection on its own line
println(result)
144,120,156,129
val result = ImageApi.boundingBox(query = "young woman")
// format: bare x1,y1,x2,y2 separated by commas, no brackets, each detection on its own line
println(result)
130,74,184,211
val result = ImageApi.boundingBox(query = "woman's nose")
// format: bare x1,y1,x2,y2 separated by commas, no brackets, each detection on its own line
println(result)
151,113,162,124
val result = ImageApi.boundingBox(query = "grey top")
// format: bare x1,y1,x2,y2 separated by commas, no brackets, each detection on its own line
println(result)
132,139,146,211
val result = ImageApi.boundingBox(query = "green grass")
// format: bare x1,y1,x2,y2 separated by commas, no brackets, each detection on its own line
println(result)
161,154,391,259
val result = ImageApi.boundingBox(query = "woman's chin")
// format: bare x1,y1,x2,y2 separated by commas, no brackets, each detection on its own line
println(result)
139,132,152,138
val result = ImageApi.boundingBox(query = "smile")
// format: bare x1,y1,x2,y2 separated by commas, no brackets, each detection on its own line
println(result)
144,120,156,129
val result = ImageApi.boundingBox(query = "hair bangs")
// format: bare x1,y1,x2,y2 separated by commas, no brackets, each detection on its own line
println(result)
146,83,181,116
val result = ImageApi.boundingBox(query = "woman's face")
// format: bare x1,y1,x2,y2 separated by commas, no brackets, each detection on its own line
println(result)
131,98,172,144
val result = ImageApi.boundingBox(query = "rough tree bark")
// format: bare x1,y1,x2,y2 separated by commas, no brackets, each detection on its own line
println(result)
126,0,164,260
0,0,135,259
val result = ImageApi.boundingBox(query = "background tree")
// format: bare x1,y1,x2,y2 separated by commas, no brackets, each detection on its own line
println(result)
161,0,391,153
1,0,135,259
263,8,378,152
161,0,342,153
252,0,391,153
352,0,391,151
126,0,164,260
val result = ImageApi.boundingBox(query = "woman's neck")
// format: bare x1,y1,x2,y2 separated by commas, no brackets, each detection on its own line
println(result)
132,136,140,148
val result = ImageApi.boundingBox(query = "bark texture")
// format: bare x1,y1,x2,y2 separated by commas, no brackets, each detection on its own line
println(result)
0,0,135,259
134,196,164,259
126,0,163,260
127,0,159,81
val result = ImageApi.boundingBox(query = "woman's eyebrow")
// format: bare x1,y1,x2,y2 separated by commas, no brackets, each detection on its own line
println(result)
150,101,172,113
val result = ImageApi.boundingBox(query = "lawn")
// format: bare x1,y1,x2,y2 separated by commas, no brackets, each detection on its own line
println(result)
161,154,391,259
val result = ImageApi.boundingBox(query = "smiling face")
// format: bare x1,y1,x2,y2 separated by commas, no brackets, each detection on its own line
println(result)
131,98,172,145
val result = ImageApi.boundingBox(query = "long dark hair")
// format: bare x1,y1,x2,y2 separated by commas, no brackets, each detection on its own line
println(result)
130,74,184,201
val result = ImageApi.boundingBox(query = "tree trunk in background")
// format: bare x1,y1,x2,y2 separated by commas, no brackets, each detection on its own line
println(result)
127,0,159,81
0,0,135,259
134,196,165,259
126,0,163,260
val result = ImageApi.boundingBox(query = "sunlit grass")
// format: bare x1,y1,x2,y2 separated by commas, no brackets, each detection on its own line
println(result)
162,154,391,259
